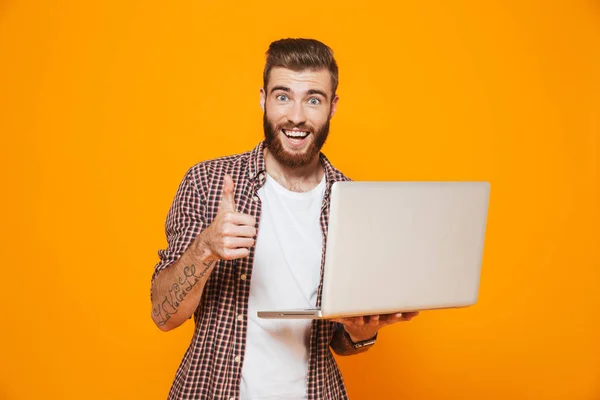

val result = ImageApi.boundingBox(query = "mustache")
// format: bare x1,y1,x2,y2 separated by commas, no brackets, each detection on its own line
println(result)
278,123,313,132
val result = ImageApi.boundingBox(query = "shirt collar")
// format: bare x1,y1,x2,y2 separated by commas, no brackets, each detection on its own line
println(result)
248,140,346,192
247,141,267,182
319,151,343,187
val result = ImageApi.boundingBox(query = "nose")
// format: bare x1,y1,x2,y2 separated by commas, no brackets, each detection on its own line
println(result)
287,101,307,126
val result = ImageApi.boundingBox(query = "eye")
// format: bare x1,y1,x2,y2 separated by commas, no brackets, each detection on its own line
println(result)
276,94,289,102
308,97,321,105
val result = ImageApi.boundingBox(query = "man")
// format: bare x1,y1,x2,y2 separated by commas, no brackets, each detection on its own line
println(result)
150,38,418,400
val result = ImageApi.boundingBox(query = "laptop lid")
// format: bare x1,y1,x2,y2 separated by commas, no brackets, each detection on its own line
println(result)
319,181,490,318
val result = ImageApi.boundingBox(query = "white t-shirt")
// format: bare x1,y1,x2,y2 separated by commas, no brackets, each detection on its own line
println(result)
239,173,326,400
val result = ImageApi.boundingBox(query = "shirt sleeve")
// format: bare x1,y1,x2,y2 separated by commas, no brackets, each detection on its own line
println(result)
150,168,207,293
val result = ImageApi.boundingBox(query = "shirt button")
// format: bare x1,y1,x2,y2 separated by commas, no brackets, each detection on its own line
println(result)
240,274,247,281
252,195,259,202
234,355,241,363
229,398,235,400
237,314,244,321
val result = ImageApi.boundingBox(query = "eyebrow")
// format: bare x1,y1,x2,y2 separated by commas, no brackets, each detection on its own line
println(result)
307,89,329,101
270,86,330,101
270,86,290,94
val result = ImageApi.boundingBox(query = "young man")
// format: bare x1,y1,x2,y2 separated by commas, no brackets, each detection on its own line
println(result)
150,38,418,400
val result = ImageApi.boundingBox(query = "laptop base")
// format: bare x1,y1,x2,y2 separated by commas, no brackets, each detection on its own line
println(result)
257,309,323,319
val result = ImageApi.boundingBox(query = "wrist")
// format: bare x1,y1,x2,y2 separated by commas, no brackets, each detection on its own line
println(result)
348,332,377,343
343,329,378,349
192,230,217,262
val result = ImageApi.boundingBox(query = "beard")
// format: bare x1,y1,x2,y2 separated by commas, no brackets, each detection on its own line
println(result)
263,111,331,169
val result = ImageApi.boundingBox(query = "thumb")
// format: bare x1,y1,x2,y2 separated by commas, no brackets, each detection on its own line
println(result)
219,174,236,212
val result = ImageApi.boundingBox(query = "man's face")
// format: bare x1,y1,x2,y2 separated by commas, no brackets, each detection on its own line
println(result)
261,67,338,169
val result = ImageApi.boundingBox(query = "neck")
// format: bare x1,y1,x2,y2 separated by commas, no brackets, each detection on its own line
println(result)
264,148,324,192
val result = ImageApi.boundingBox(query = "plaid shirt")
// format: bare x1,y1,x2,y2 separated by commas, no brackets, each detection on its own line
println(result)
152,141,368,400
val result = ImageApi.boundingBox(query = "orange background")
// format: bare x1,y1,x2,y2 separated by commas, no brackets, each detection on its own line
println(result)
1,0,598,399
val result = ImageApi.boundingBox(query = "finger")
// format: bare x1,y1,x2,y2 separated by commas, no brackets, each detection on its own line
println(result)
223,237,255,249
226,224,257,238
381,312,420,325
402,311,419,320
368,315,380,327
219,175,236,212
380,313,403,326
224,212,257,229
354,316,365,326
221,247,250,260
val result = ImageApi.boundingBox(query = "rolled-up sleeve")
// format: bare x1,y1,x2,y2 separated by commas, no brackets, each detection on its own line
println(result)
151,168,207,292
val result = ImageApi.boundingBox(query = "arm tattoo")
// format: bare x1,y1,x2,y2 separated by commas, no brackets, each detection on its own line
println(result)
152,260,215,326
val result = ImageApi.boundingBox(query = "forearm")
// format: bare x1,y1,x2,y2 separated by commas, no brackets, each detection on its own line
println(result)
329,324,374,356
150,232,217,331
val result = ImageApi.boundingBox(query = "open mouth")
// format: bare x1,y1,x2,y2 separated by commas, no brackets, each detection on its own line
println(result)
282,129,310,140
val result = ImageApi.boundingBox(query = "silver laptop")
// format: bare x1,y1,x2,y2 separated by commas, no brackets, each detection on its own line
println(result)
257,181,490,319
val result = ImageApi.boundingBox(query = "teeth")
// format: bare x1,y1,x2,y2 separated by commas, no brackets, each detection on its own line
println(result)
283,129,309,138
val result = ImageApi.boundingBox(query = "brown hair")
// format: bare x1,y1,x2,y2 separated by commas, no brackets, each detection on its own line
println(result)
263,38,339,97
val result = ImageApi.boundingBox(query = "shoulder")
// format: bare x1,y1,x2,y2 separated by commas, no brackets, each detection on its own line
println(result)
182,148,255,197
189,150,252,176
320,152,352,183
329,164,352,182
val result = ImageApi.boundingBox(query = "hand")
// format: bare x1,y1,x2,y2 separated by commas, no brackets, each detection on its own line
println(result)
331,312,419,342
201,175,257,260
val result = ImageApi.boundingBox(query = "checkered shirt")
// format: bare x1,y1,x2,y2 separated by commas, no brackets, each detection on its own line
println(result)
152,141,360,399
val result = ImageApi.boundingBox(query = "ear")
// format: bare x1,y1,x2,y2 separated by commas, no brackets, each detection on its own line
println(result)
329,95,339,119
259,88,266,112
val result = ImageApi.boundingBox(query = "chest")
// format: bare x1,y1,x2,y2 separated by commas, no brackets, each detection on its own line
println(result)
202,174,332,307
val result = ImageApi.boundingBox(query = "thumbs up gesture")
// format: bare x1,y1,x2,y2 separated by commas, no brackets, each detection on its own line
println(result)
203,175,257,260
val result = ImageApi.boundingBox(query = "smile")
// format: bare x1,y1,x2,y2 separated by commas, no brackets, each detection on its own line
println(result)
282,129,309,139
